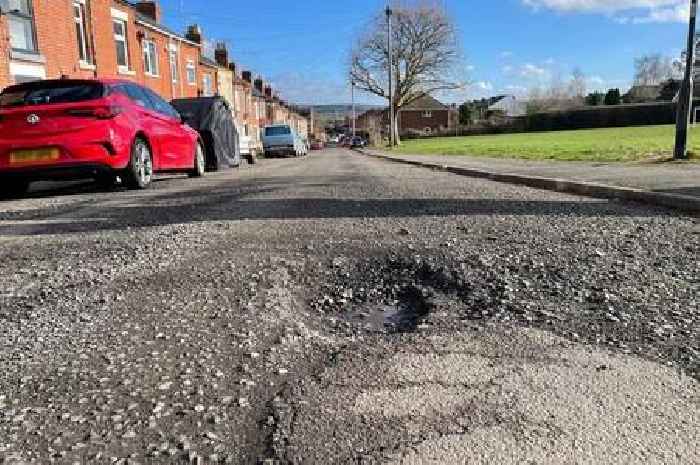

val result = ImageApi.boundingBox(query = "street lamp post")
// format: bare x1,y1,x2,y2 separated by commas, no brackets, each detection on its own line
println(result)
674,0,698,160
386,6,394,147
352,80,356,138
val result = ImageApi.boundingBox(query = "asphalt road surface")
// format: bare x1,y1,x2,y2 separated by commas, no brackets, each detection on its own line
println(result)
0,149,698,464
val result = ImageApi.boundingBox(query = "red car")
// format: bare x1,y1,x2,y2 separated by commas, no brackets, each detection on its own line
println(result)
0,78,205,196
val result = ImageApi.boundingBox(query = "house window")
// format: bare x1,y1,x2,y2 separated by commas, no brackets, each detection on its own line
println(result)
186,61,196,85
143,40,158,76
202,74,213,96
112,18,129,70
422,111,432,118
169,48,178,83
3,0,38,53
73,0,92,64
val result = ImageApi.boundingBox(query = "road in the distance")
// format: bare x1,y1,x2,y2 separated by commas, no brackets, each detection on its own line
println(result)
0,149,697,464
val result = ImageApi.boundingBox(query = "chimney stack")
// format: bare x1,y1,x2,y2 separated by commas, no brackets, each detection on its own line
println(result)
228,62,237,76
254,78,264,93
242,71,252,83
185,24,202,44
264,86,272,98
135,1,161,23
214,42,229,67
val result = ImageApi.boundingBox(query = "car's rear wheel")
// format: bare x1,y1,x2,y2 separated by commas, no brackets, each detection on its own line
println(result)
246,151,257,165
0,179,30,199
124,137,153,189
189,141,206,178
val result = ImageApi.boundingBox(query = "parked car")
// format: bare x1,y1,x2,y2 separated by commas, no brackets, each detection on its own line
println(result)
310,140,324,150
0,78,204,196
350,136,366,148
262,124,306,158
235,123,258,164
171,96,240,171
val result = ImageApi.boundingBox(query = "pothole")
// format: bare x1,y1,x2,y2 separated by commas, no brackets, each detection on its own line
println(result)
341,285,435,333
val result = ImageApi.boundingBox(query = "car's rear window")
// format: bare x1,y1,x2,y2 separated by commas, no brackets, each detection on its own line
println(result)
265,126,291,136
0,81,105,108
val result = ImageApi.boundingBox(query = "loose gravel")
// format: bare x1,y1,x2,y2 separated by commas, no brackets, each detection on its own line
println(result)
0,150,697,464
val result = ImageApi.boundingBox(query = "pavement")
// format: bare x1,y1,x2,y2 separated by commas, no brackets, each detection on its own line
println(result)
361,149,700,213
0,149,697,464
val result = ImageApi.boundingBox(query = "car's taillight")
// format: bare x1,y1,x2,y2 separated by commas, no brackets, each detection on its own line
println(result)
66,105,123,119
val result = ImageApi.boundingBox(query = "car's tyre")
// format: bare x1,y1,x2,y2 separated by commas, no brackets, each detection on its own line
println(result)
0,179,30,199
95,172,116,189
202,132,219,172
189,141,206,178
246,152,257,165
123,137,153,189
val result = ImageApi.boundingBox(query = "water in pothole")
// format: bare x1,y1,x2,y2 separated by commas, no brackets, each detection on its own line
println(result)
346,304,426,333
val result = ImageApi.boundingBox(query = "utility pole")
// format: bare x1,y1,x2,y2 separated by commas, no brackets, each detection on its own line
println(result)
674,0,698,160
351,80,356,138
386,6,394,147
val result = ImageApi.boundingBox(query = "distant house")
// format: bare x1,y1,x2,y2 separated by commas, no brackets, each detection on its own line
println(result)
487,95,527,118
397,95,451,136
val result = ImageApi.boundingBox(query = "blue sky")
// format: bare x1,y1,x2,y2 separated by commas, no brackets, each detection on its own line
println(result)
157,0,688,104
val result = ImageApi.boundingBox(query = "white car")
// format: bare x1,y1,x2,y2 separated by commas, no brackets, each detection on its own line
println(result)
235,123,259,164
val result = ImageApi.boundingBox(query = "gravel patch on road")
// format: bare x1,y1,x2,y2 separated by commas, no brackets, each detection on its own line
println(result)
277,327,699,464
0,150,697,463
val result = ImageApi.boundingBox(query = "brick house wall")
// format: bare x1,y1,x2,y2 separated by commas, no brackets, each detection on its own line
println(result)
133,21,200,100
93,1,141,81
197,62,217,97
0,12,10,88
215,65,233,106
398,109,449,135
178,45,199,98
0,0,200,101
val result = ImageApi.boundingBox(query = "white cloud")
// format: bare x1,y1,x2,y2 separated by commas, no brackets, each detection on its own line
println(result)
630,3,688,23
589,75,605,86
522,0,688,23
473,81,494,91
519,63,550,78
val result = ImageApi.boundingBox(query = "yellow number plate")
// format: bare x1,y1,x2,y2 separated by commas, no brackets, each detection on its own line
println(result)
10,148,60,164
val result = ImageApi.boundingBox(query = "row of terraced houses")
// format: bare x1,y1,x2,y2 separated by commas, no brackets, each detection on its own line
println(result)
0,0,311,152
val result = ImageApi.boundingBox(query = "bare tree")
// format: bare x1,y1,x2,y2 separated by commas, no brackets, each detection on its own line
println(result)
526,70,587,115
569,67,587,99
634,54,673,86
350,2,465,144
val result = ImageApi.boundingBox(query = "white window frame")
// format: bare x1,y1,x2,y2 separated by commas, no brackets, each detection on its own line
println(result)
168,44,179,84
202,73,213,97
111,10,130,74
6,0,38,53
186,60,196,85
73,0,93,66
143,39,159,77
422,111,432,118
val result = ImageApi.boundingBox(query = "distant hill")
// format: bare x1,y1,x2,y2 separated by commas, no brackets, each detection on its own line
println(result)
305,104,385,120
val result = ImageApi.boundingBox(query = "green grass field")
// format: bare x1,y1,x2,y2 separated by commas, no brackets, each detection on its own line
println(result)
391,125,700,162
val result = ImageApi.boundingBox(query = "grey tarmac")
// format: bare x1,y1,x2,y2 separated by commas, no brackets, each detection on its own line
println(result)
0,149,697,464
